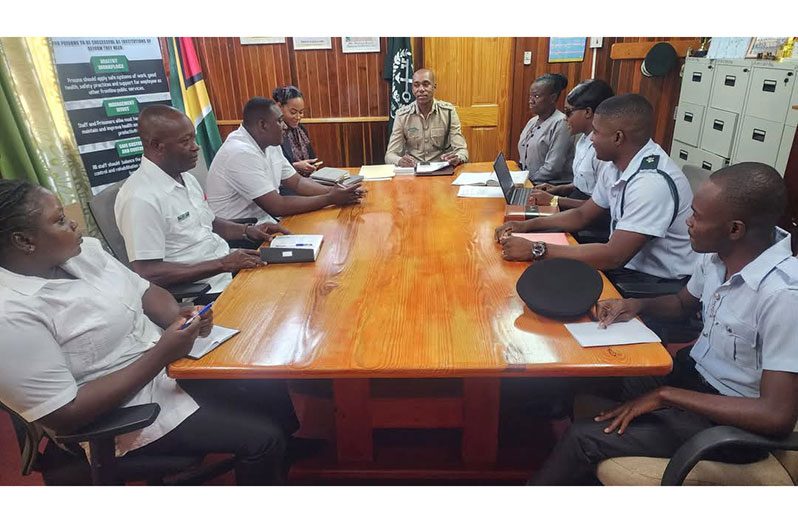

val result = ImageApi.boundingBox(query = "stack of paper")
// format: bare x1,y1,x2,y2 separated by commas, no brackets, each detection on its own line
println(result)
189,325,240,359
452,171,529,186
415,161,450,174
359,164,395,181
564,318,661,348
456,186,505,198
393,166,416,175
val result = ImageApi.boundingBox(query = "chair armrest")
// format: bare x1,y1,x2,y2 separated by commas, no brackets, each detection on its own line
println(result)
55,404,161,445
661,425,798,485
538,178,573,186
616,281,685,298
165,282,211,301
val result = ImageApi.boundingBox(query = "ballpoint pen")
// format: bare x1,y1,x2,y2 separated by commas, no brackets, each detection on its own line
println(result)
180,302,214,330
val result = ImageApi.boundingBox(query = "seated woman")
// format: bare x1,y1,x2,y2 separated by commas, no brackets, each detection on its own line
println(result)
518,73,573,183
273,85,319,176
527,79,616,210
0,180,296,485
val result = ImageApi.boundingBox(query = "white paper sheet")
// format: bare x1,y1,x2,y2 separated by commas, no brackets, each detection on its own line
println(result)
189,325,240,359
456,186,505,198
452,171,529,186
564,318,661,348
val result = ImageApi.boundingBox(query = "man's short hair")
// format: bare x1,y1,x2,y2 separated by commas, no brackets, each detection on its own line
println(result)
710,162,787,232
242,97,278,125
594,94,654,146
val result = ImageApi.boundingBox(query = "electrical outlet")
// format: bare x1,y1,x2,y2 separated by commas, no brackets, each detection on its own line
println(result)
523,51,532,65
589,37,603,49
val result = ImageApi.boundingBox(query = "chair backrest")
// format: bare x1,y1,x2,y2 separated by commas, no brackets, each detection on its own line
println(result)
682,164,711,196
0,401,45,476
773,422,798,485
88,181,130,266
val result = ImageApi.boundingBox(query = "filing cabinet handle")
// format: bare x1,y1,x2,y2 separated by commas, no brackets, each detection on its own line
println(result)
691,72,702,82
701,161,713,171
762,80,777,93
724,75,736,87
684,112,694,123
679,150,689,160
752,129,766,142
713,120,724,131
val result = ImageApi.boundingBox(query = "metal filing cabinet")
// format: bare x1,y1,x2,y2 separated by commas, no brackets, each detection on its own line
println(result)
693,148,729,173
701,107,738,158
680,58,715,106
786,77,798,127
745,64,795,123
671,141,698,170
673,103,705,146
776,125,796,173
734,115,784,165
710,63,751,114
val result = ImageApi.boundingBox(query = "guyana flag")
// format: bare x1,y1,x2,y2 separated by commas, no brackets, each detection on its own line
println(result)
167,37,222,167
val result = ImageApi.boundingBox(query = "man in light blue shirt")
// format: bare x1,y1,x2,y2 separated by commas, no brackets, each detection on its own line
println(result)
529,162,798,485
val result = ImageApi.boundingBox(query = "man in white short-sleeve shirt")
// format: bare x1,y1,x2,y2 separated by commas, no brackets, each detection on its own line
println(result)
115,105,286,295
496,94,697,282
206,97,364,223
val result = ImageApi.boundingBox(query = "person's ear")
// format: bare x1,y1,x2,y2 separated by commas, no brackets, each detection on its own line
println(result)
614,129,625,146
10,231,35,255
583,107,594,120
729,220,746,240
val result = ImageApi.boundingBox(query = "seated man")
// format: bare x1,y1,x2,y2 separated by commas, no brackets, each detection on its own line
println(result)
115,105,286,296
496,94,697,284
206,97,363,222
529,163,798,485
385,68,468,168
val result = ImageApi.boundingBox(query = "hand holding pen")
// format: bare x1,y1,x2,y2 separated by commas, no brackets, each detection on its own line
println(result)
179,302,214,337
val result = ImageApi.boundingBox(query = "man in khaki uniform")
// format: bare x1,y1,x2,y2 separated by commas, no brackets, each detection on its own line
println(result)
385,69,469,167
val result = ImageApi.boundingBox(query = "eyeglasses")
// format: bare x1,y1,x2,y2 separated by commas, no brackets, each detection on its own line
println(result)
563,106,586,118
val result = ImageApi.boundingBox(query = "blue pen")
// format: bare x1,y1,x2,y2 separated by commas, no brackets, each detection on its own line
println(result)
180,301,214,330
295,243,312,247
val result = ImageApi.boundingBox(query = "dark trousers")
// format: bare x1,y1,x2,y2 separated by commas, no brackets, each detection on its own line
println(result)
528,350,766,485
127,379,298,485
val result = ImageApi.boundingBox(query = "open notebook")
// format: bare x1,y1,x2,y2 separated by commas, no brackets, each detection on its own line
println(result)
188,325,240,359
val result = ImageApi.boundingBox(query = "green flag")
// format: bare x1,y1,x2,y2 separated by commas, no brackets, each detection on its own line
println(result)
383,37,414,134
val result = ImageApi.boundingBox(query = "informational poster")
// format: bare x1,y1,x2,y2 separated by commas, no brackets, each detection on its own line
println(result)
240,37,285,45
548,37,587,63
342,37,380,54
51,37,172,192
293,37,332,51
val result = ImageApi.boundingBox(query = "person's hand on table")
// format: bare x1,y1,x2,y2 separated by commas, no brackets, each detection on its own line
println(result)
594,388,666,435
494,221,525,242
499,235,533,261
257,222,291,238
441,152,462,166
221,249,265,272
397,155,417,168
595,298,642,329
534,183,555,193
293,158,318,176
329,183,364,206
526,189,554,206
179,305,215,338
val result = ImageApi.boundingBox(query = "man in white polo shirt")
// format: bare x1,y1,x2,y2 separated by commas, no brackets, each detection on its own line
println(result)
115,105,287,296
206,97,364,223
496,94,697,284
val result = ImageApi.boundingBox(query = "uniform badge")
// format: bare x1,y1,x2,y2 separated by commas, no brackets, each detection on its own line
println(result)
177,211,190,222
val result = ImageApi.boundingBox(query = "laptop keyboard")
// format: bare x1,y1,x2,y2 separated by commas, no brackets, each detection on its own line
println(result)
510,187,532,206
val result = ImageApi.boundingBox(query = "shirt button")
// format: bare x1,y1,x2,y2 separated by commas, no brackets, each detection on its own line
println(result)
425,138,429,142
702,332,708,337
714,293,720,299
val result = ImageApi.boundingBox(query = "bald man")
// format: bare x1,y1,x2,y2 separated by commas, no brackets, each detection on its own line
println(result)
496,94,697,285
115,105,287,296
385,68,469,167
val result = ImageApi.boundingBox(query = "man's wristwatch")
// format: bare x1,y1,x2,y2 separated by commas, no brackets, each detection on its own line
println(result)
531,241,547,260
550,195,559,208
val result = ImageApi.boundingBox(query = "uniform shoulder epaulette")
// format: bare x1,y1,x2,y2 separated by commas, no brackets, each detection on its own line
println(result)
637,154,660,172
395,104,414,116
437,100,455,110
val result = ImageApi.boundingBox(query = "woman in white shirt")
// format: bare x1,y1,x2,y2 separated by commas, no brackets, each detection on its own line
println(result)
517,73,573,183
528,79,616,210
0,180,294,484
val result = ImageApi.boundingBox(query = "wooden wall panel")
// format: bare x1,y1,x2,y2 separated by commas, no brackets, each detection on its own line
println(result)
509,37,699,163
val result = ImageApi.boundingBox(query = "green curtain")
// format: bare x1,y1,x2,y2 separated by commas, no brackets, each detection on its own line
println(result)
0,37,99,238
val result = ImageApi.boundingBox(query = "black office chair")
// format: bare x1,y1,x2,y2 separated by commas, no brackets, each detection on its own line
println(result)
88,181,210,301
1,400,234,485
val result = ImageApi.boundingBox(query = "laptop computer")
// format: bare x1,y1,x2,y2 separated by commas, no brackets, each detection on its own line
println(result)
494,152,532,206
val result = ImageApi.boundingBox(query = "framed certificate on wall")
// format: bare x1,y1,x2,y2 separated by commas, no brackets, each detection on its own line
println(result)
293,37,332,51
342,37,380,54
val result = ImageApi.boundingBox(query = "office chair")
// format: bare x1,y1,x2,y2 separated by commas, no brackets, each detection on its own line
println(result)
88,181,210,301
597,423,798,486
1,400,235,485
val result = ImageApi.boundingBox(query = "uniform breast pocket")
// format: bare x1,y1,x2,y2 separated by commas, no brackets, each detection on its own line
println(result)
720,317,759,369
430,127,447,149
406,127,421,149
165,210,199,245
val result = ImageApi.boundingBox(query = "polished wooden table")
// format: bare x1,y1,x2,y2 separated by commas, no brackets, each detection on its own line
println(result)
169,161,672,478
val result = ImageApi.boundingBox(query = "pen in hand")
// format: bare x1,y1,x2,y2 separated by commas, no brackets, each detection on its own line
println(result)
180,302,213,330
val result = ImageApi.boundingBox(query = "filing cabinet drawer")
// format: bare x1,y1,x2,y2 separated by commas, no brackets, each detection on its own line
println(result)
673,103,705,147
670,140,698,171
692,148,728,174
776,125,796,175
700,108,737,158
733,116,784,167
745,66,795,123
710,64,751,113
679,58,714,106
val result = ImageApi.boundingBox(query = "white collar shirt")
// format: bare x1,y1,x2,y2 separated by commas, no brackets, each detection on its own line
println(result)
590,139,698,280
115,156,231,293
206,125,295,222
0,237,198,456
687,229,798,397
571,132,614,196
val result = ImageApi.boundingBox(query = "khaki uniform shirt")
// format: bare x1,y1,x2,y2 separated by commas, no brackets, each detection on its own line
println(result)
385,99,469,165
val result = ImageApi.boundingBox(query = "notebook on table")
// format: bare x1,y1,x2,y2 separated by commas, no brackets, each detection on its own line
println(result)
414,161,454,176
310,167,350,185
188,325,240,359
260,234,324,263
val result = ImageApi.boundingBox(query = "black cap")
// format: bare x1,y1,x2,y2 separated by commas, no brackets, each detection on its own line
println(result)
516,258,603,319
641,42,678,77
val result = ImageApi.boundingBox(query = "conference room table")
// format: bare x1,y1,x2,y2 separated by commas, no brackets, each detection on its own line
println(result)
169,161,672,480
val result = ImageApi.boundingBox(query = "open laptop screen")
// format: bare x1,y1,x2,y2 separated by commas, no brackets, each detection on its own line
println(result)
493,152,515,204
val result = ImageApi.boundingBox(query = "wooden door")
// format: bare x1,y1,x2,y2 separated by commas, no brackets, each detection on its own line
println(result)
423,38,513,162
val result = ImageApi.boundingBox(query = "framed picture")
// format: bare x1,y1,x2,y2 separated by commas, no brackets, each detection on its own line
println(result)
239,37,285,45
341,37,380,54
293,37,332,51
746,37,788,58
548,37,587,63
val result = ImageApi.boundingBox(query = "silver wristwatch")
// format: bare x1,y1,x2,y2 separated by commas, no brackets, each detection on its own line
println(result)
531,241,547,260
